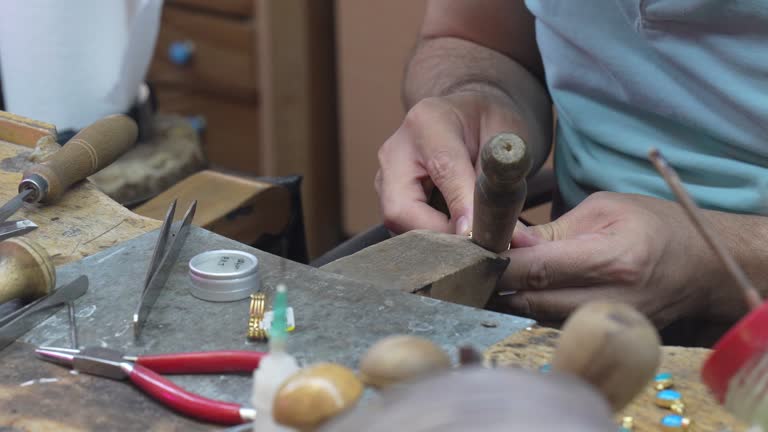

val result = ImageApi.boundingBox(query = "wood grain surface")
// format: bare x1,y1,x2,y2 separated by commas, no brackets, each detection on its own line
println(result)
88,114,206,206
134,169,292,245
321,230,509,309
486,326,747,432
167,0,254,18
153,89,262,175
0,139,160,267
149,4,258,99
0,112,57,149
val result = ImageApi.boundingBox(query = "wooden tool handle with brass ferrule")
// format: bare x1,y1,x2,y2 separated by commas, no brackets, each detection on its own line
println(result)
472,133,532,253
0,237,56,304
19,114,138,203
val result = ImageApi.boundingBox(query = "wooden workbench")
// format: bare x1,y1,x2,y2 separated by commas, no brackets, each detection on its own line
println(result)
0,136,747,431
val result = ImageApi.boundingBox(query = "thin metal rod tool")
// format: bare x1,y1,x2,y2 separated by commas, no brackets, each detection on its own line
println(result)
67,302,78,349
0,219,37,241
0,275,88,350
133,200,197,339
649,148,762,311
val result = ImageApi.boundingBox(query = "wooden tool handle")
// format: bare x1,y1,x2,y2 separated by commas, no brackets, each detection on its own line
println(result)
472,133,532,253
22,114,137,203
0,237,56,303
551,301,661,412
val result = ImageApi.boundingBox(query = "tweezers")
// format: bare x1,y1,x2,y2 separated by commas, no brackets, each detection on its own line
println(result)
132,199,196,339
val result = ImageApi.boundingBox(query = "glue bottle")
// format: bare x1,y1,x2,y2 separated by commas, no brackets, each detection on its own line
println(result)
702,301,768,430
251,284,300,432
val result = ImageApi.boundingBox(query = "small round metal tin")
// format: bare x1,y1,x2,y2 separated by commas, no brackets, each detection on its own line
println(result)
188,250,260,302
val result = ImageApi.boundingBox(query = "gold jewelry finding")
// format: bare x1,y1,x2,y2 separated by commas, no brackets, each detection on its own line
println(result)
247,293,267,341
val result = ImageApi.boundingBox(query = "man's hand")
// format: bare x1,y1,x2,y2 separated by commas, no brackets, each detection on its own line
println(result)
375,0,552,236
493,192,731,328
375,91,529,235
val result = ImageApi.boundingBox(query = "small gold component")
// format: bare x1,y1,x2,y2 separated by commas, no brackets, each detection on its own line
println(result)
250,292,265,316
670,401,686,415
247,293,268,341
619,416,634,431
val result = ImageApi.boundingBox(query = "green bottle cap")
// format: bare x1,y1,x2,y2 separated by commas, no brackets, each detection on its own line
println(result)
269,284,288,352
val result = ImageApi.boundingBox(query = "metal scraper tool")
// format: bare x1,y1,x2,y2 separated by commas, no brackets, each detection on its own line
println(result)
0,220,37,241
0,275,89,350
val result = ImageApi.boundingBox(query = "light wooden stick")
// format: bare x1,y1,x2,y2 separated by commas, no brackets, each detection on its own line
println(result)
648,148,762,311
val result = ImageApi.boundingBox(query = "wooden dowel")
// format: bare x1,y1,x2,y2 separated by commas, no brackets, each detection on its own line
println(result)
648,148,762,311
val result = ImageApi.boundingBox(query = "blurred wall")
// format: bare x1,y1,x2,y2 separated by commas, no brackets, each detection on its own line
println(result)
336,0,427,235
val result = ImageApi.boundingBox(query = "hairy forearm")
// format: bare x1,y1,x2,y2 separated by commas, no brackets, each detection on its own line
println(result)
403,36,553,173
702,210,768,322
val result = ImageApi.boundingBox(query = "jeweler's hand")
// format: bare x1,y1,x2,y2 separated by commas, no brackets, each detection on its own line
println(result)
491,192,724,328
375,91,530,235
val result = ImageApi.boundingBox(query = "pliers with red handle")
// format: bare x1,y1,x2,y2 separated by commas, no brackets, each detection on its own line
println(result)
35,346,265,425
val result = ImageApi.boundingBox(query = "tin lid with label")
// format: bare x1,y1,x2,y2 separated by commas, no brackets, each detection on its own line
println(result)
188,249,260,302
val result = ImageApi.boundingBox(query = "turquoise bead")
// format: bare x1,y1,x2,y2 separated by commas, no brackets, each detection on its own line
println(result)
654,372,674,390
660,414,690,430
539,363,552,373
657,389,681,401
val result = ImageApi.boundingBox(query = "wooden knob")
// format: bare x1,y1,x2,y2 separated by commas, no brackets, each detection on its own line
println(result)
359,335,451,388
21,114,138,203
0,237,55,303
273,362,364,431
551,301,661,411
472,133,532,253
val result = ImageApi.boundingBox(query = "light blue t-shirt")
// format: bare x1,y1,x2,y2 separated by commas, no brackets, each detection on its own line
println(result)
525,0,768,215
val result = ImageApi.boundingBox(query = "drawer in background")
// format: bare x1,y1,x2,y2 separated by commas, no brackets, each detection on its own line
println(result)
167,0,254,17
149,5,258,99
155,88,262,175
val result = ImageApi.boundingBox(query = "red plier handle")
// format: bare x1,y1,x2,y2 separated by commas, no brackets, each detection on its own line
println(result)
127,363,250,425
36,347,264,425
133,350,265,374
128,350,264,424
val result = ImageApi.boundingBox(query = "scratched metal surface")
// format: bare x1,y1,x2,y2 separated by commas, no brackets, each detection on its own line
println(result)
21,226,533,407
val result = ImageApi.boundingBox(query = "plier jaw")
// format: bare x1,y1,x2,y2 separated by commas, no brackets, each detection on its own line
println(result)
35,346,131,380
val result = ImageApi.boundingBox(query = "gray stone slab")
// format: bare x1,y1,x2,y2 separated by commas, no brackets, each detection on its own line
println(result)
21,227,533,407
